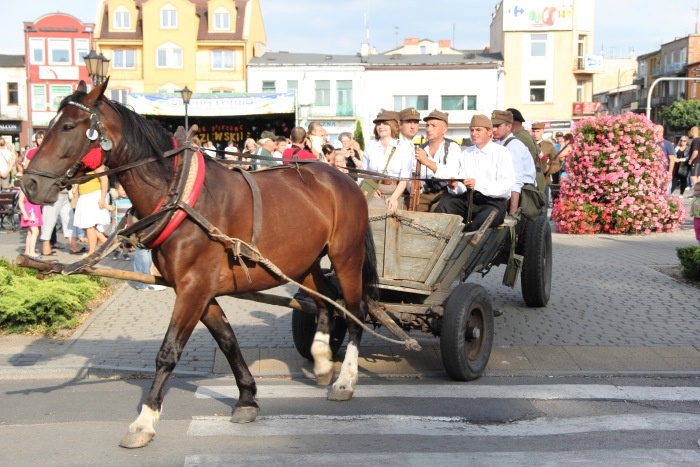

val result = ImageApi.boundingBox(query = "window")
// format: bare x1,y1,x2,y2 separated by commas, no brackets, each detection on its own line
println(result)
29,39,44,65
213,7,230,30
314,80,330,106
262,81,276,93
211,50,234,70
112,50,135,69
576,80,584,102
336,80,353,116
156,43,183,68
530,80,546,102
441,95,476,111
114,6,131,30
393,95,428,110
287,80,298,93
530,33,547,57
48,39,71,65
8,83,18,105
50,85,72,111
161,5,178,28
576,34,586,69
110,89,129,104
32,85,46,111
74,39,89,66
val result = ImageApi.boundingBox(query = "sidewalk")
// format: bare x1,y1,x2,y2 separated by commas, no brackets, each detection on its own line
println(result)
1,200,699,381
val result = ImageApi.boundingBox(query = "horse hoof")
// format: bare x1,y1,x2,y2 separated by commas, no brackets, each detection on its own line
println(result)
119,431,155,449
328,388,354,401
230,406,259,424
316,369,335,386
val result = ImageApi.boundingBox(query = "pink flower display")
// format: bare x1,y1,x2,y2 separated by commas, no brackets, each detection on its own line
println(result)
552,114,686,234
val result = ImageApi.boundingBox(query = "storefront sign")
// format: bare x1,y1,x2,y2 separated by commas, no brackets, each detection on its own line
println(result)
572,102,603,116
0,121,22,132
128,92,295,117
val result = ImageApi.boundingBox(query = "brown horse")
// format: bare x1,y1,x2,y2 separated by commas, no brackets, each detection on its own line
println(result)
21,80,378,448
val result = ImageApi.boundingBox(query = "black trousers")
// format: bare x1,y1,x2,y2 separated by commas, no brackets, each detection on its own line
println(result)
434,191,507,232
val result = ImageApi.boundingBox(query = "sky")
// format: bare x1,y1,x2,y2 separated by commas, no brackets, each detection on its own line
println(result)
2,0,699,59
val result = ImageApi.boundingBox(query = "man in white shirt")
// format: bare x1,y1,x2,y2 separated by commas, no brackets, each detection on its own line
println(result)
491,110,537,215
432,114,516,231
413,109,461,212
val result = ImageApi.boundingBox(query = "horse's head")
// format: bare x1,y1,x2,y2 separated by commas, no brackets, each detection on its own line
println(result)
22,79,118,204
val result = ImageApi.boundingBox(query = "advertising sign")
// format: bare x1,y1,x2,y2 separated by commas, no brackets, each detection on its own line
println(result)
127,92,295,117
502,1,574,31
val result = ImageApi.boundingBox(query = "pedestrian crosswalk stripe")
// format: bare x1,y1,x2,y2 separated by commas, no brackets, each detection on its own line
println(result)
187,413,700,437
184,449,700,466
195,384,700,402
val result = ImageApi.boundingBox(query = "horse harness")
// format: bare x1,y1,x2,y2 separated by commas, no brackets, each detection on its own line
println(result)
27,99,265,279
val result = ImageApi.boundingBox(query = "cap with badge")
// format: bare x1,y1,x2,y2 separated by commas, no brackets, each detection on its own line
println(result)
491,110,513,126
399,107,421,121
531,122,546,130
555,131,564,137
373,109,400,124
423,109,449,124
506,107,525,123
469,114,493,129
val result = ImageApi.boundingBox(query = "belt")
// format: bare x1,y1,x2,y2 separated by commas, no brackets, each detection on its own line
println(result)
379,180,398,185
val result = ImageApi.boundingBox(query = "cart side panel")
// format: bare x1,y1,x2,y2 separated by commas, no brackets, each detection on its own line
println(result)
369,209,466,287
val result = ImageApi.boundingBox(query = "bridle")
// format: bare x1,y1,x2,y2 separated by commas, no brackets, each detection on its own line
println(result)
23,100,113,190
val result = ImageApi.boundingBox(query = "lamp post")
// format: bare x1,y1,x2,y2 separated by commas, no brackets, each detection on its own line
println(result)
83,49,110,86
180,86,192,131
616,68,636,115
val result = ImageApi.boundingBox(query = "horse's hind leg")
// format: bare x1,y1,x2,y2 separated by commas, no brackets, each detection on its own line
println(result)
303,266,336,386
200,298,259,423
120,291,209,449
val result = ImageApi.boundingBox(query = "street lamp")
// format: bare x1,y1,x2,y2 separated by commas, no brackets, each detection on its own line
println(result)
180,86,192,131
616,69,636,115
83,49,110,86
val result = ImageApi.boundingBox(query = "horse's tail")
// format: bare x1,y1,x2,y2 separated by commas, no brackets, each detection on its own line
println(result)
362,225,379,301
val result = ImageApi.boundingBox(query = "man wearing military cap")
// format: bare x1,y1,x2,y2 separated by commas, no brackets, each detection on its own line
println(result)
491,110,537,216
507,107,546,193
412,109,461,212
429,114,515,231
531,122,559,201
399,107,421,148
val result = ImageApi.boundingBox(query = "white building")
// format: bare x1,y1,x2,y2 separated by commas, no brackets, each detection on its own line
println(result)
0,55,28,150
247,40,503,143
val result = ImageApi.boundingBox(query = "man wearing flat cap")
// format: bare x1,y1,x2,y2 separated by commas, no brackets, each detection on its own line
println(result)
412,109,461,212
507,107,546,193
491,110,537,216
430,114,515,231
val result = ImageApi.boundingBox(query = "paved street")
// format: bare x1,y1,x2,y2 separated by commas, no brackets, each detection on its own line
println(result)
0,199,699,380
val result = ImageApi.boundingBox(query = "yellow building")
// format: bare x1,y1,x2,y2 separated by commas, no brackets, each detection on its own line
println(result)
490,0,598,127
94,0,267,99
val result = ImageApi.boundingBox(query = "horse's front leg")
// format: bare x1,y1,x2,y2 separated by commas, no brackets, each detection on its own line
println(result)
200,298,259,423
119,290,208,449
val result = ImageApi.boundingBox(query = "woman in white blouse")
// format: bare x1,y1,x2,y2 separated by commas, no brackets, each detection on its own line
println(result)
361,110,413,210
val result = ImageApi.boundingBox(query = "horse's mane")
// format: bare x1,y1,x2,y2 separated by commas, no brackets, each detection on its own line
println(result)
59,91,174,186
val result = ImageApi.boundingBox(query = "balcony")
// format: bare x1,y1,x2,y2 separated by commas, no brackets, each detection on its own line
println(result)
665,62,685,74
572,57,600,74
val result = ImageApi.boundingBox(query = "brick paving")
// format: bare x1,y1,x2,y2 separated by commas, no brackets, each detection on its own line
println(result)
0,199,698,380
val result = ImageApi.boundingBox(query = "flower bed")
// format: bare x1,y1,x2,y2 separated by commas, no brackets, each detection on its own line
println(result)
552,114,686,234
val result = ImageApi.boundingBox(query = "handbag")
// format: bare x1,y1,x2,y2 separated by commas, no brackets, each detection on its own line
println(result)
359,146,397,203
520,183,546,220
678,160,689,177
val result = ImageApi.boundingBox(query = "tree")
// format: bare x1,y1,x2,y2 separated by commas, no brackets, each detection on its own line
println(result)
659,99,700,132
353,120,365,151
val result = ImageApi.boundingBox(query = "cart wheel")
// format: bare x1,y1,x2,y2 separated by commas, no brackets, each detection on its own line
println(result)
291,309,348,361
440,283,493,381
520,214,552,307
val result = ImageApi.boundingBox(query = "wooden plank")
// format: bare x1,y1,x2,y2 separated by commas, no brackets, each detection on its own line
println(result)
382,213,401,279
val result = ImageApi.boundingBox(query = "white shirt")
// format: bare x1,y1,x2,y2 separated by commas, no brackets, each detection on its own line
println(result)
497,134,536,194
434,140,515,198
415,139,462,191
362,138,413,179
0,148,12,176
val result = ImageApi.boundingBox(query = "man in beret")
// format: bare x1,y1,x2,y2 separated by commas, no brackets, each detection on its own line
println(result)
429,114,515,231
491,110,537,216
507,107,546,193
412,109,462,212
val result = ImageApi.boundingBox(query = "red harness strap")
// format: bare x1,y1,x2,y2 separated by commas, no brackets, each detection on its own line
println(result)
147,150,206,248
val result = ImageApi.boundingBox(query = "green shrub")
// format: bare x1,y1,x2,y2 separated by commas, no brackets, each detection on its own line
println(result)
676,245,700,281
0,258,106,334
